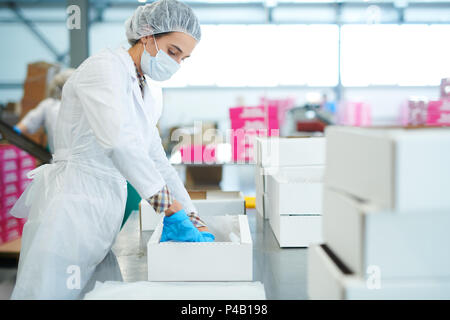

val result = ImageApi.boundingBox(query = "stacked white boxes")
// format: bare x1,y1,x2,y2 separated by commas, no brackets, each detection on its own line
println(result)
254,136,326,247
308,126,450,299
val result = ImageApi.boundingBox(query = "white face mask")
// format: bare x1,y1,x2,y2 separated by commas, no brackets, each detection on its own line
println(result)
140,37,180,81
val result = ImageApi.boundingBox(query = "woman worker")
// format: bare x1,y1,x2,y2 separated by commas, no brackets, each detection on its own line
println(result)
11,0,213,299
14,68,75,153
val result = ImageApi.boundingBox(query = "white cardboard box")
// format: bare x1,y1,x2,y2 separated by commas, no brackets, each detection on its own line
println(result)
266,167,324,215
255,192,264,219
325,126,450,212
268,213,322,248
255,165,324,220
139,200,163,231
323,187,450,280
255,166,311,195
265,179,323,248
255,165,281,220
255,136,326,168
308,244,450,300
140,190,246,231
147,215,252,281
255,193,271,221
84,281,266,300
190,190,246,216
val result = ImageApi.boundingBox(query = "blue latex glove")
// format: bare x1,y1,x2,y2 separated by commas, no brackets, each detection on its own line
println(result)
13,126,21,134
160,209,215,243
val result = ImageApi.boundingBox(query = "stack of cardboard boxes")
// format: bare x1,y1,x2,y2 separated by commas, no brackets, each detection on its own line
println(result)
0,144,35,245
20,61,59,147
308,126,450,299
254,136,326,247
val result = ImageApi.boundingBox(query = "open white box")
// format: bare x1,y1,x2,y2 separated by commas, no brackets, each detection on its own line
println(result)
139,200,163,232
323,187,450,280
140,190,246,231
255,136,326,168
266,167,324,215
147,215,252,281
308,244,450,300
325,126,450,212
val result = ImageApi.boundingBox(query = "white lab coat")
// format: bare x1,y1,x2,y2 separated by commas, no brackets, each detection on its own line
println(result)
19,97,60,153
10,47,197,299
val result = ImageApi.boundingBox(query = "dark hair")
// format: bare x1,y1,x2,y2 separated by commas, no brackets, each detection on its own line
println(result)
131,32,172,47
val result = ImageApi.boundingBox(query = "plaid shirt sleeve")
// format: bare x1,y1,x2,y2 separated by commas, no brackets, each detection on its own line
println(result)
186,211,207,229
147,186,208,229
147,185,173,214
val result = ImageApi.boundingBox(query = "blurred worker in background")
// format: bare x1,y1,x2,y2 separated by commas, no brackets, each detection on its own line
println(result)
14,68,75,153
10,0,213,300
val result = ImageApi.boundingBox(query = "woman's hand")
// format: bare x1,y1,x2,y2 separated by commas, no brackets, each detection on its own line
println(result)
164,199,183,216
164,200,209,232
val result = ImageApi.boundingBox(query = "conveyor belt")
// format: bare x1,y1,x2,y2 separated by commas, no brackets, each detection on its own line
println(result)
0,120,52,163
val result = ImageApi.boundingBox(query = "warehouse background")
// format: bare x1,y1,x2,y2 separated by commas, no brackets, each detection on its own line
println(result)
1,0,449,134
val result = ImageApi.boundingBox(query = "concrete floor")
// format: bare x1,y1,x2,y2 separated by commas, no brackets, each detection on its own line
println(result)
0,208,308,300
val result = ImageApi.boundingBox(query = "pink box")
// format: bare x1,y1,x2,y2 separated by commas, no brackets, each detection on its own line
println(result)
441,78,450,99
338,101,372,126
259,97,296,126
1,194,19,210
0,159,19,173
428,99,450,114
19,155,36,169
0,226,21,245
230,118,279,131
1,182,19,197
0,171,19,185
19,167,34,181
18,149,30,158
427,111,450,126
179,145,217,164
399,98,428,126
229,105,278,120
0,145,19,161
0,214,24,245
230,129,274,163
3,216,20,230
231,144,254,162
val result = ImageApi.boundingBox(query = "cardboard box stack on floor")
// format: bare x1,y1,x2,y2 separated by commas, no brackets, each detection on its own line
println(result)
20,61,59,147
308,126,450,299
254,136,326,248
0,144,36,245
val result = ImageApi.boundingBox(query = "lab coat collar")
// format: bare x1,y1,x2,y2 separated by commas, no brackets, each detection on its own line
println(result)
115,47,155,125
116,46,138,81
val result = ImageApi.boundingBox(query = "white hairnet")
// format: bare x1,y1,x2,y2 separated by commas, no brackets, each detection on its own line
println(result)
125,0,201,46
48,68,75,99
